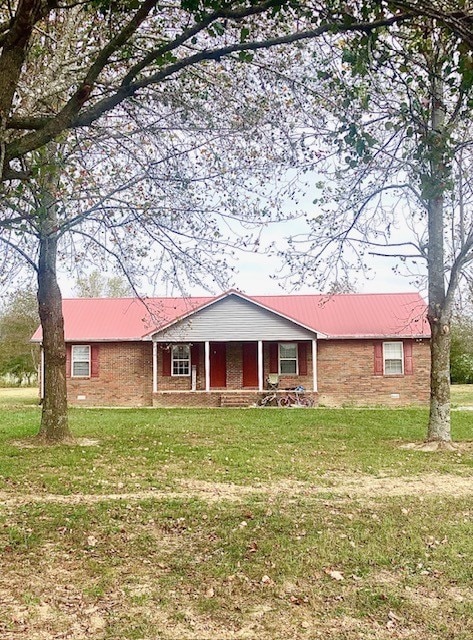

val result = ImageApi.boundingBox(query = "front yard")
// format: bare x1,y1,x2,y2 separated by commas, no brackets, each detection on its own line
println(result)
0,394,472,639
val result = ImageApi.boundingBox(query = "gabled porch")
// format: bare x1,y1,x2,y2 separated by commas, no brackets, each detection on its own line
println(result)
149,292,320,407
151,339,318,407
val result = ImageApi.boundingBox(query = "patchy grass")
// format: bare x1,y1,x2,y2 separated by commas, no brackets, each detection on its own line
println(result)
0,400,472,639
451,384,473,407
0,386,39,406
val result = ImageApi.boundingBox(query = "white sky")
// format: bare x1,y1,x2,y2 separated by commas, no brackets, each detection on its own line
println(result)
58,215,426,299
178,217,426,298
56,164,428,300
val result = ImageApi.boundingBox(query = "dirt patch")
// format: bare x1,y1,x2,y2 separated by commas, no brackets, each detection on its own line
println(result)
11,438,99,448
319,472,473,498
178,473,473,500
400,441,473,452
1,473,472,509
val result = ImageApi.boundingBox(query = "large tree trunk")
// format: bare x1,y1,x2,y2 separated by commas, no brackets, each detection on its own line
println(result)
426,192,452,443
427,317,451,442
36,190,73,443
425,72,452,445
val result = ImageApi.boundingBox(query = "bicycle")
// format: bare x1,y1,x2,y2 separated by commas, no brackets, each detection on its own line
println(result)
259,391,279,407
277,386,314,408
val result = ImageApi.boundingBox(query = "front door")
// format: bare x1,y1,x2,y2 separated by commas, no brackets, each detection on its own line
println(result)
242,342,258,387
210,343,226,388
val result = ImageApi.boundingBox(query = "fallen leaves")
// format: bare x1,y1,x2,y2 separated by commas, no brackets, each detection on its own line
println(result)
324,569,344,581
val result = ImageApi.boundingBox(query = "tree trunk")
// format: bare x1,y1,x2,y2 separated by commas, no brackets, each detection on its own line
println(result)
36,190,73,443
426,192,452,443
427,317,451,441
425,71,452,444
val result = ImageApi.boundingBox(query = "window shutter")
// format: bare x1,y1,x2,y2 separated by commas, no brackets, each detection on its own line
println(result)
162,346,171,376
66,344,71,378
91,345,100,377
191,344,199,374
374,342,383,376
269,343,278,374
404,341,413,375
298,343,308,376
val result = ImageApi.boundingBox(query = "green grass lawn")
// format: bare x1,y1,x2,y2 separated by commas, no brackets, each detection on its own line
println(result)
0,395,472,639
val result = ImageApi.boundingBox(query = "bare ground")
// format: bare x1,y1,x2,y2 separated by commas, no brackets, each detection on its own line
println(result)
1,472,472,509
1,475,472,639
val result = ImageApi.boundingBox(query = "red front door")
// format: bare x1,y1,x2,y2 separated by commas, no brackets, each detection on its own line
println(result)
210,343,226,388
242,342,258,387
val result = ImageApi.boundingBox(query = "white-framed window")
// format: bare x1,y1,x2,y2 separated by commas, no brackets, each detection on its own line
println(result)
383,342,404,375
172,344,190,376
279,342,298,375
72,345,91,377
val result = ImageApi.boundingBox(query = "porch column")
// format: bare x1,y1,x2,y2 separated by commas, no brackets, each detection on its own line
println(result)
205,341,210,391
152,341,158,393
258,340,263,391
312,339,318,392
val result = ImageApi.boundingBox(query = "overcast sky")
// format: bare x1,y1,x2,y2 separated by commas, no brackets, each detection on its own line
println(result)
57,214,427,299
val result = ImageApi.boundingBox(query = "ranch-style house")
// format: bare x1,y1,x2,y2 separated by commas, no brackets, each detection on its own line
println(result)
32,290,431,407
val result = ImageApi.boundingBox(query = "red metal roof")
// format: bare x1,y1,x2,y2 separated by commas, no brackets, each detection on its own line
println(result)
252,293,429,338
31,291,430,342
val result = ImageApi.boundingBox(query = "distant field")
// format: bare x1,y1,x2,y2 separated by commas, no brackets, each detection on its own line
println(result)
451,384,473,406
0,387,39,405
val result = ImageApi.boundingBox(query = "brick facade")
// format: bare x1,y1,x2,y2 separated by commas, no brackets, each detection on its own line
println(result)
67,342,152,407
317,339,430,406
65,338,430,407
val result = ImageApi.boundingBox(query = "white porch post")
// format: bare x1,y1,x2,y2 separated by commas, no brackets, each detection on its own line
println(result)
258,340,263,391
312,339,318,392
205,341,210,391
152,341,158,393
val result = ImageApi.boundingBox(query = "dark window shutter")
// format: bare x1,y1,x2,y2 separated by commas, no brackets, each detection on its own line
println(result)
91,345,100,377
404,341,413,375
374,342,383,375
66,344,71,378
298,343,308,376
191,344,199,374
269,343,279,374
162,346,171,376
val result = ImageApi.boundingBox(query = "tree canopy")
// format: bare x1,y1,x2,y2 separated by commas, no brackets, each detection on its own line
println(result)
0,287,39,385
4,1,473,184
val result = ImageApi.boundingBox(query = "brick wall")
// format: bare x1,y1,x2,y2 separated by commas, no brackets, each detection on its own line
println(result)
153,391,222,407
68,342,152,406
67,338,430,407
262,343,314,391
317,339,430,406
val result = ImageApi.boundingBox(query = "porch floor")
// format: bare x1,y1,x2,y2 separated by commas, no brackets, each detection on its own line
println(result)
152,390,317,408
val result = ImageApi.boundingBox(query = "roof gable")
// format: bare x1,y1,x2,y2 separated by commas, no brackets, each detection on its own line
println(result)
152,293,317,342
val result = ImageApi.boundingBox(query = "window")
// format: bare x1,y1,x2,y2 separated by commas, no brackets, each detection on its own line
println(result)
172,345,190,376
72,345,90,377
383,342,403,375
279,343,298,374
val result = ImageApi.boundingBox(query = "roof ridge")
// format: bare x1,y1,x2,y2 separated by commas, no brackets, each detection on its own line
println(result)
62,291,422,302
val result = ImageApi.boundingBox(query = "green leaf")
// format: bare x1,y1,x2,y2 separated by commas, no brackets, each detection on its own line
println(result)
240,27,250,43
238,51,254,63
